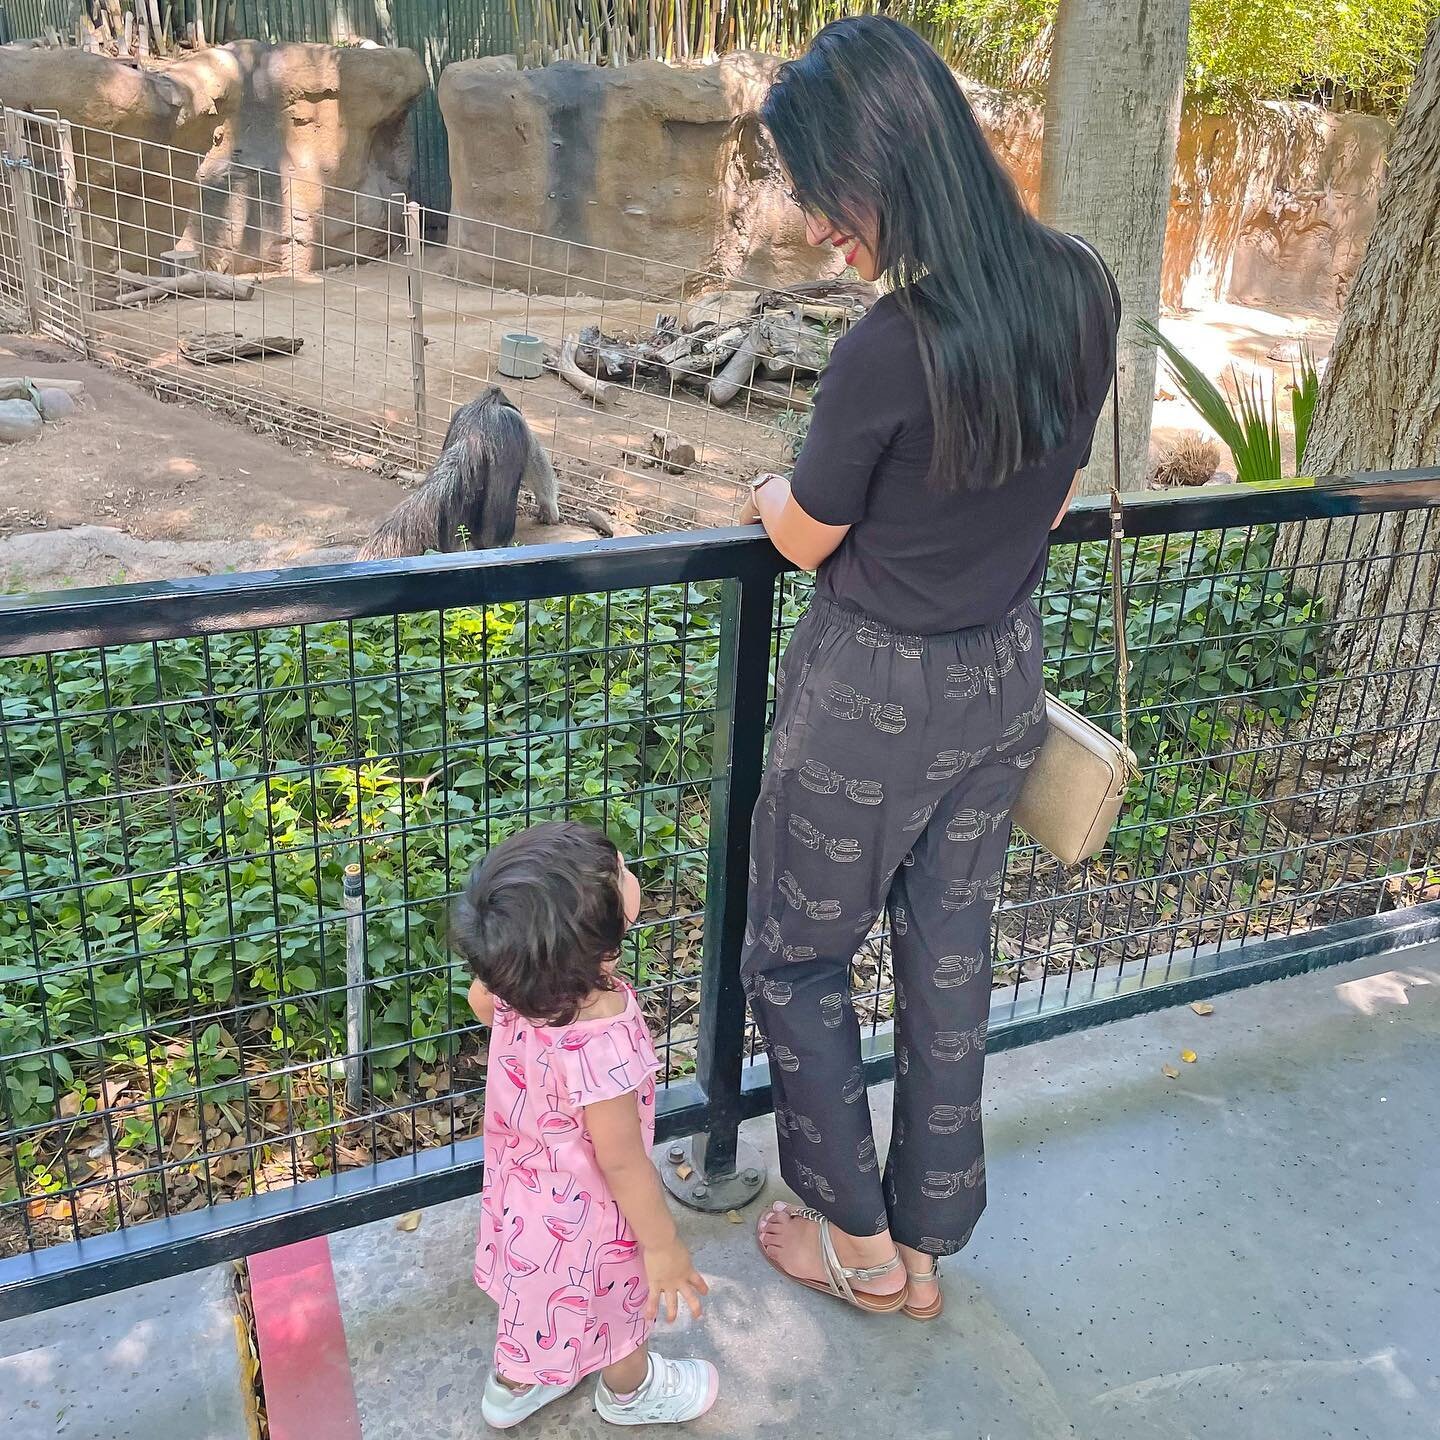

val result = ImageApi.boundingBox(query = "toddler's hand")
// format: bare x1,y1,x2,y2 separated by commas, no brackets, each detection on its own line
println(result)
643,1238,709,1323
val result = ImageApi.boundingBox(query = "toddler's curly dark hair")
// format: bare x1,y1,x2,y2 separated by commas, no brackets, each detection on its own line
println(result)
450,820,626,1026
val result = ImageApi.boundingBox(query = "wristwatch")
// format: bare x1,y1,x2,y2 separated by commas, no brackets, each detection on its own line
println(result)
750,473,778,491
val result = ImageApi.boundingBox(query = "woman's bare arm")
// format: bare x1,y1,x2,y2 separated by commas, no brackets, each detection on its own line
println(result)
739,474,850,570
1052,471,1082,530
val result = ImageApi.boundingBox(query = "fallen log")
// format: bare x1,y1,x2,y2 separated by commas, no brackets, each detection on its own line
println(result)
100,271,255,308
707,322,764,407
180,331,303,364
573,325,664,384
747,379,817,410
559,334,618,405
757,311,832,373
664,322,752,382
756,278,878,313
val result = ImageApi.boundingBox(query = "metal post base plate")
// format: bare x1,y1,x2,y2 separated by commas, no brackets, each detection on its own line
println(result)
660,1135,767,1213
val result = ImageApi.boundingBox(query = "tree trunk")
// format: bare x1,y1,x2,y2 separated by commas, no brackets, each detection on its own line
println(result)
1038,0,1190,494
1274,20,1440,833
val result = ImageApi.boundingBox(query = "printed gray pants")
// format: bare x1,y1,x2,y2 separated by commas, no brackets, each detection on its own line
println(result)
741,596,1045,1256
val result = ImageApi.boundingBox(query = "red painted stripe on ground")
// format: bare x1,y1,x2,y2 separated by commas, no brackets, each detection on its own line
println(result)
248,1236,362,1440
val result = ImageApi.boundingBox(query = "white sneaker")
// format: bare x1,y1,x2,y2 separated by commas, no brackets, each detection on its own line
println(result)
594,1350,719,1426
481,1369,579,1429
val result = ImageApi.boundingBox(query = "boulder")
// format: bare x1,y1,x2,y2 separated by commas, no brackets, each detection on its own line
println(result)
0,376,85,399
441,52,837,297
189,42,428,274
0,398,43,442
440,53,1388,312
35,387,79,420
0,43,426,279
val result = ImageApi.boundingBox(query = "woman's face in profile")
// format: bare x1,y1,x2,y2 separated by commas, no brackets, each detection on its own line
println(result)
792,196,879,282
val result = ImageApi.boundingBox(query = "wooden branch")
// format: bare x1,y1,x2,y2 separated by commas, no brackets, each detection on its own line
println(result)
559,334,617,405
707,322,764,407
572,324,661,384
757,312,832,373
663,321,751,382
756,278,878,313
180,331,303,364
99,271,255,308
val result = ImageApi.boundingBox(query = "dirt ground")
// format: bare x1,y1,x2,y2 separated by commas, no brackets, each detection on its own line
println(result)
87,256,782,532
0,292,1337,595
0,334,609,590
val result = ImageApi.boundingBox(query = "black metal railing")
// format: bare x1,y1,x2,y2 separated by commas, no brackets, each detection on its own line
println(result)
2,473,1439,1319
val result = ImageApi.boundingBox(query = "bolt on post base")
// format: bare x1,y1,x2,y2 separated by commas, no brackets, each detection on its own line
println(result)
660,1134,766,1213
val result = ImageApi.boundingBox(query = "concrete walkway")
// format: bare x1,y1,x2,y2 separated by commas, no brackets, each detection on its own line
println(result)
326,948,1440,1440
0,1266,250,1440
2,947,1436,1440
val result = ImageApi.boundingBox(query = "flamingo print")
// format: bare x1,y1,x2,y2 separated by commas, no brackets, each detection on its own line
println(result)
620,1274,649,1346
476,984,659,1388
538,1108,582,1166
599,1028,641,1092
595,1238,639,1294
535,1287,590,1350
494,1334,531,1372
542,1192,592,1272
498,1212,539,1318
565,1238,594,1288
532,1338,580,1387
559,1030,601,1092
498,1055,529,1128
590,1320,614,1366
473,1238,499,1289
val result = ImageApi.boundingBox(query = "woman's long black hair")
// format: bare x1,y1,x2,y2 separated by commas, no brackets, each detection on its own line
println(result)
761,15,1115,491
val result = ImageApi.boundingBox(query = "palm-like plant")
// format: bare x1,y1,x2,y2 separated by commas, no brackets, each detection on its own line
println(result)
1139,318,1321,484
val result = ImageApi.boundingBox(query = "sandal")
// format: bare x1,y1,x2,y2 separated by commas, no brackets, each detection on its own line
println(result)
902,1256,943,1321
756,1204,907,1315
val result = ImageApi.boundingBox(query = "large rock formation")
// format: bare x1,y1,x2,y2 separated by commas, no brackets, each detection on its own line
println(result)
440,52,834,296
1171,105,1389,314
441,52,1390,310
0,42,425,277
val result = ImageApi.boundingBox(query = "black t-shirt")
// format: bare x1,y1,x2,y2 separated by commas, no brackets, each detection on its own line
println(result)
790,257,1120,635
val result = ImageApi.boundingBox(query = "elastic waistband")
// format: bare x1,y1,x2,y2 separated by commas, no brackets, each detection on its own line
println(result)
806,595,1036,648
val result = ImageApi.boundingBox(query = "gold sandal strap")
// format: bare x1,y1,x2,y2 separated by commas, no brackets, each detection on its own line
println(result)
814,1215,900,1301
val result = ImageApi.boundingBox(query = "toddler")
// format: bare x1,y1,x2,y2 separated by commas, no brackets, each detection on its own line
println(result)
454,820,719,1430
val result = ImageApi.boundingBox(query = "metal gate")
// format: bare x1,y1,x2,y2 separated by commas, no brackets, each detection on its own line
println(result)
0,108,90,355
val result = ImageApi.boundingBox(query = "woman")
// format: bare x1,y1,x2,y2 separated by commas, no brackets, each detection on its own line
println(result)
739,16,1120,1319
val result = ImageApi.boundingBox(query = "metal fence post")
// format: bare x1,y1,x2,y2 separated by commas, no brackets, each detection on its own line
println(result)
4,110,43,334
403,197,428,467
662,566,774,1211
55,120,91,358
343,863,366,1112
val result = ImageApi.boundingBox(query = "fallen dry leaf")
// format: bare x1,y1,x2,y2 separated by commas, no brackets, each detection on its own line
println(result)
1161,1063,1180,1079
1190,1001,1215,1016
1181,1049,1198,1064
725,1210,743,1225
396,1210,422,1232
674,1163,693,1182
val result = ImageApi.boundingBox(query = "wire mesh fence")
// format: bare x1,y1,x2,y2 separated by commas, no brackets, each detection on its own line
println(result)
0,104,839,536
759,501,1440,1057
2,480,1437,1288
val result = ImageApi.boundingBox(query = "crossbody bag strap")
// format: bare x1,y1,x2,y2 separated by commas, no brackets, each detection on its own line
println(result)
1070,234,1133,765
1107,353,1132,763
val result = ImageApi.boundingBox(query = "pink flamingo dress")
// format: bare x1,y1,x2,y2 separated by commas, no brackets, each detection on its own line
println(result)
474,985,660,1386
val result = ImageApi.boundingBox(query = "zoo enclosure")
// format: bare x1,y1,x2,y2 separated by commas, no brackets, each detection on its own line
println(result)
0,104,807,534
1,472,1439,1319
